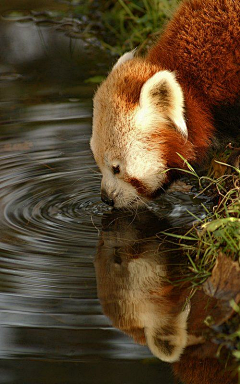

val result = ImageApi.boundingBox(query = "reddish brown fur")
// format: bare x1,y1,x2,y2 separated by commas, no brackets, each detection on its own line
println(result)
171,287,238,383
111,63,160,110
148,88,216,170
126,176,151,196
148,0,239,106
150,128,195,168
144,0,239,168
173,352,238,384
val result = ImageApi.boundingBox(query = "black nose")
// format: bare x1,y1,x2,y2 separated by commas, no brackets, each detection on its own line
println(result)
101,190,114,206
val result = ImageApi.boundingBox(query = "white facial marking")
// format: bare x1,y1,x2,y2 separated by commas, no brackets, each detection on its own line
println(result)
99,131,168,208
101,168,139,209
126,138,166,185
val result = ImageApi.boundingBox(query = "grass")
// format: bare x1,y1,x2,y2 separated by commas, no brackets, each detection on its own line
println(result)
161,153,240,374
99,0,179,54
71,0,180,54
162,154,240,285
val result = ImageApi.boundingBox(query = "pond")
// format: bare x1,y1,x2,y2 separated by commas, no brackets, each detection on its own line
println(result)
0,3,231,384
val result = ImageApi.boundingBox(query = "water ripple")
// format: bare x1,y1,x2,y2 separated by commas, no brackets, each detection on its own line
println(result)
0,120,110,300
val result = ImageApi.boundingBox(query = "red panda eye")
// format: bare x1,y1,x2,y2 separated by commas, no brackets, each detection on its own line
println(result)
112,165,120,174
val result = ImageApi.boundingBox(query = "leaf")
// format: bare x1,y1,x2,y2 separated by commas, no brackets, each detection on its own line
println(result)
201,217,240,232
203,253,240,302
176,152,198,175
232,350,240,359
210,159,227,178
160,232,197,241
229,300,240,313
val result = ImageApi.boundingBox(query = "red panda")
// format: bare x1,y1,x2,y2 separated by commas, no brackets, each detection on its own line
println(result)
90,0,239,209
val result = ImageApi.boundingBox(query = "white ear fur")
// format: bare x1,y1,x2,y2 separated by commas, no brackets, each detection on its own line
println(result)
139,70,188,137
144,306,190,362
112,49,136,71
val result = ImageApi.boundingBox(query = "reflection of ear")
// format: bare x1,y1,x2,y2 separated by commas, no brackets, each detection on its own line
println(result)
144,306,189,362
112,49,136,71
139,70,188,137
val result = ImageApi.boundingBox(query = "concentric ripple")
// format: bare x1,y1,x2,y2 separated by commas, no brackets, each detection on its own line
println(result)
0,125,110,245
0,112,113,298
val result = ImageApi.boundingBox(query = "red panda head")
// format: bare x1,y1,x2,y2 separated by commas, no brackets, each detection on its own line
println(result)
91,51,195,209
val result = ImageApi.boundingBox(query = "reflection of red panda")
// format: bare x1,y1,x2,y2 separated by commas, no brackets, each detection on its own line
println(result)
91,0,239,209
94,215,238,383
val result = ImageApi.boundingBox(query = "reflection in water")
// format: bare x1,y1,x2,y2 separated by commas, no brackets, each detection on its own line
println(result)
95,211,190,363
95,210,238,384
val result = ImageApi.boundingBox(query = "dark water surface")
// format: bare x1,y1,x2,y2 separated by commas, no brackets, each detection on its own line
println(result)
0,6,212,384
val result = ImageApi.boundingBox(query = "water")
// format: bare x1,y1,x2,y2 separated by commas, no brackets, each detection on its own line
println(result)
0,7,216,384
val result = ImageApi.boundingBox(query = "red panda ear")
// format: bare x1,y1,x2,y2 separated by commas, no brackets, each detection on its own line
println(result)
144,306,189,362
112,49,137,71
139,71,188,137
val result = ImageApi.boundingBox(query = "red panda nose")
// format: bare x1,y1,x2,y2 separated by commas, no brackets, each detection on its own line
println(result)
101,189,115,206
